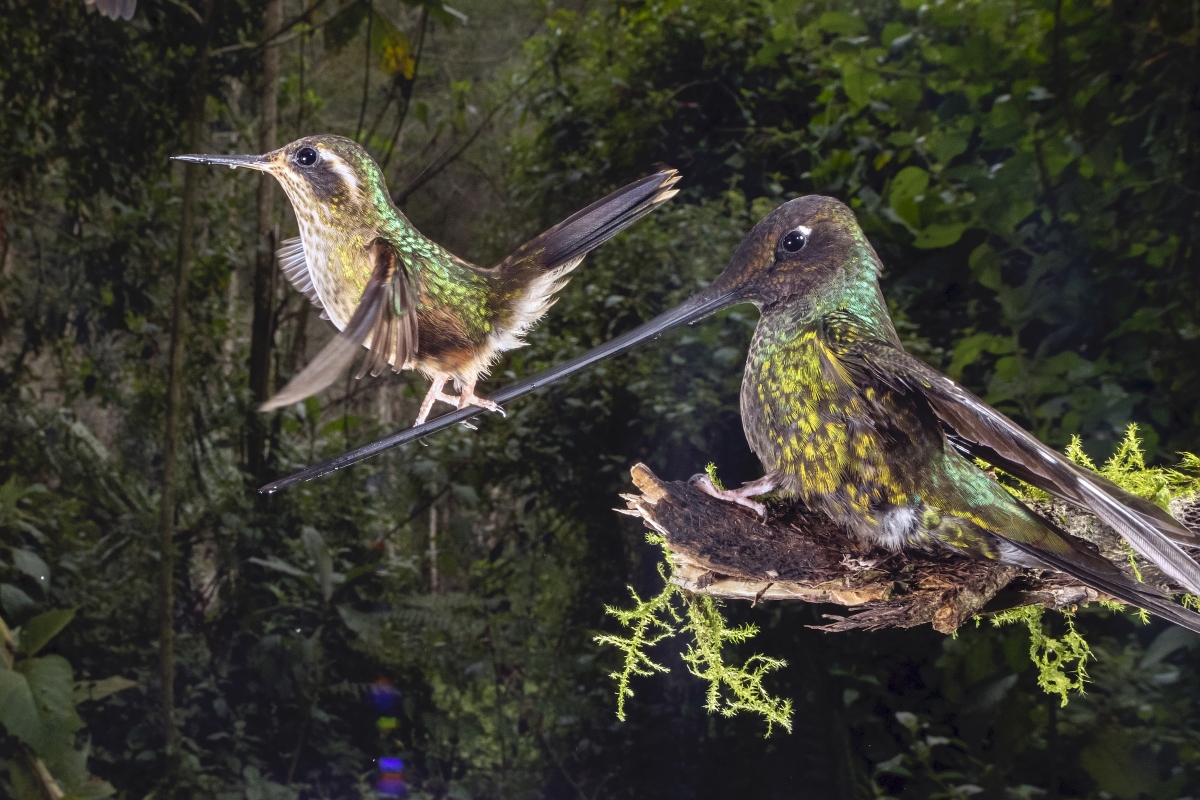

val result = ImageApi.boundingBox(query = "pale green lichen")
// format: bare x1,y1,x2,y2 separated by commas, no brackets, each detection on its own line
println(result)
991,606,1091,707
594,532,793,735
681,596,793,732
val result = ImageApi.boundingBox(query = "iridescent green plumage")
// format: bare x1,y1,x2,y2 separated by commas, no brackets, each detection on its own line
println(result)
174,135,679,420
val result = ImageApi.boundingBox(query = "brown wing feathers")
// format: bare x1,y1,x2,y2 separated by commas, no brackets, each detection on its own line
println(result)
261,239,418,411
825,316,1200,597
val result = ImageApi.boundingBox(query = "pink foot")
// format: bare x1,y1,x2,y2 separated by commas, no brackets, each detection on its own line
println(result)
689,473,779,521
456,387,505,417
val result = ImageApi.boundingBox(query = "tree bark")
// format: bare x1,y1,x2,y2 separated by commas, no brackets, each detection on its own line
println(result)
620,464,1197,634
247,0,284,480
159,0,215,749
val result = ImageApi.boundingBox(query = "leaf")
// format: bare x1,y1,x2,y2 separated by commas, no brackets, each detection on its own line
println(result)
1139,626,1200,669
19,608,75,656
1,583,37,622
888,166,929,228
427,2,468,28
60,778,116,799
0,656,81,757
337,605,383,651
322,1,368,53
913,222,969,249
968,243,1003,289
0,664,44,749
841,61,869,108
1079,726,1158,799
248,556,310,579
12,549,50,589
817,11,866,36
370,11,414,79
302,527,334,603
73,675,139,704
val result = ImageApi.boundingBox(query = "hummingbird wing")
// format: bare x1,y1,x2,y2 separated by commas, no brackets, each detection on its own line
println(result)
821,311,1200,596
261,239,418,411
277,237,328,319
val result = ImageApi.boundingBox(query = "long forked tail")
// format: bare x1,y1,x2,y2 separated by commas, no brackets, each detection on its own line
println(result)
496,168,681,280
1004,523,1200,635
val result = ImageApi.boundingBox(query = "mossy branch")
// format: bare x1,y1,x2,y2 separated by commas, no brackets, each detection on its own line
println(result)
616,423,1200,712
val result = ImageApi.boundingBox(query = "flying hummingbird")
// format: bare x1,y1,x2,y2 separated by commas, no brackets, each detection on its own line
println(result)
279,194,1200,631
173,135,679,423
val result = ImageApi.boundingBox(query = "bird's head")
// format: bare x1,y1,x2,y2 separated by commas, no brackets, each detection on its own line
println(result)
702,195,877,313
174,134,387,225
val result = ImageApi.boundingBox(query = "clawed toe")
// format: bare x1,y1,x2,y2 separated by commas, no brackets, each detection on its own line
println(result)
690,474,769,521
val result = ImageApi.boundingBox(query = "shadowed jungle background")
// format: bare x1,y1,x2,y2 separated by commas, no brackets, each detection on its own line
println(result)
2,0,1200,797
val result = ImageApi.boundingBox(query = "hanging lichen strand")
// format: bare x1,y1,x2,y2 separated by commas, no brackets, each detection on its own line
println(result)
594,533,794,735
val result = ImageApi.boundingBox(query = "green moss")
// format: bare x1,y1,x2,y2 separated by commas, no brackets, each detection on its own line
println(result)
1066,424,1200,505
681,596,793,734
594,533,793,734
593,565,679,721
704,462,725,491
990,606,1092,707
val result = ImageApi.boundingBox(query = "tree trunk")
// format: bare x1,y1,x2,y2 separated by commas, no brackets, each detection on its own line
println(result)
428,503,440,594
159,0,215,749
620,464,1197,634
247,0,284,480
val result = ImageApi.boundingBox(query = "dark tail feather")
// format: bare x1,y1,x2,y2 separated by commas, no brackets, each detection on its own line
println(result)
1004,534,1200,635
497,169,681,278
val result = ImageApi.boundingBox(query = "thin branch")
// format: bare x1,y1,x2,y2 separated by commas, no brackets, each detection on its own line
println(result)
363,77,403,147
354,1,374,142
209,0,331,57
392,66,543,204
163,0,204,25
295,29,307,135
380,7,429,171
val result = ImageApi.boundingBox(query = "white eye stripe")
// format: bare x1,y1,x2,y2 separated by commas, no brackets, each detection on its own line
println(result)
320,151,360,193
797,225,812,236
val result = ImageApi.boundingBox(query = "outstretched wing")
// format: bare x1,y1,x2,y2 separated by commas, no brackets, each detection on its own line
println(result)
821,311,1200,596
262,239,419,411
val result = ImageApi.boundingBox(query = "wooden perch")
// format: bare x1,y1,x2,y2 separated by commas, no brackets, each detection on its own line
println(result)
620,464,1199,634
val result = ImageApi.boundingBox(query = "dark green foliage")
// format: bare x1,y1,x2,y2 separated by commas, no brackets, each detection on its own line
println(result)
518,0,1200,457
2,1,1200,798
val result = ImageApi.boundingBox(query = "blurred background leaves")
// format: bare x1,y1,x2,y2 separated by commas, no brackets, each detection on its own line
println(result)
0,0,1198,797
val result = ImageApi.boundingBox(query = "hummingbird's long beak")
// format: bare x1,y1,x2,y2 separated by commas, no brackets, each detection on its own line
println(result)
171,153,272,170
259,281,744,493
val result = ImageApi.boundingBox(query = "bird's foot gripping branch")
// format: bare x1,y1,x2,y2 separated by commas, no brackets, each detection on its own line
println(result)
603,437,1200,723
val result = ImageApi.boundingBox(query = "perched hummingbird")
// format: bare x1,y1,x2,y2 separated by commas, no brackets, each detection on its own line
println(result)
673,196,1200,631
173,135,679,422
320,195,1200,630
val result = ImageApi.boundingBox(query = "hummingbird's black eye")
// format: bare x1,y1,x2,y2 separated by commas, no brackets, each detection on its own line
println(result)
295,146,318,167
781,230,808,253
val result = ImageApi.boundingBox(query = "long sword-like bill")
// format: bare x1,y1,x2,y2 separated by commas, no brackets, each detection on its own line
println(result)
259,286,738,494
171,153,271,170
